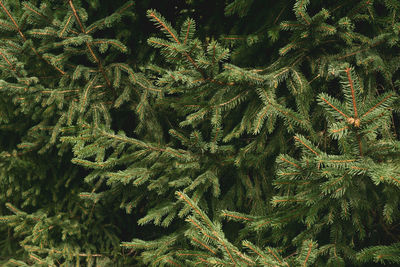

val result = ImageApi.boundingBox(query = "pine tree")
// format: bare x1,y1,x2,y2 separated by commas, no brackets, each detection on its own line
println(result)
0,0,399,266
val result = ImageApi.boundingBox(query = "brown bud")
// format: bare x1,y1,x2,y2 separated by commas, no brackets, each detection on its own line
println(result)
354,118,360,127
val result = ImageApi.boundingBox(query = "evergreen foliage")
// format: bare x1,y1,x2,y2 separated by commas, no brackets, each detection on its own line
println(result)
0,0,399,266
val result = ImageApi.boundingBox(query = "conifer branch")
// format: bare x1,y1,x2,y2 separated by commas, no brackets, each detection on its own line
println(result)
68,0,113,94
176,253,209,257
196,257,214,265
148,11,205,78
22,3,49,22
326,173,346,187
224,65,264,82
320,96,350,119
222,213,253,221
280,41,303,55
297,0,310,25
243,242,270,265
280,156,301,169
326,159,356,163
183,20,191,45
215,235,236,265
272,198,305,203
68,0,85,33
345,68,358,118
255,220,272,229
331,126,348,133
254,106,270,132
0,2,66,76
115,63,161,93
281,22,303,28
234,250,255,265
267,247,282,264
86,43,111,88
86,1,134,34
59,14,73,37
274,5,287,24
349,0,372,18
118,2,134,15
148,11,180,44
294,136,319,156
80,76,97,112
0,0,26,41
187,218,217,241
148,39,175,50
361,93,393,119
192,237,216,254
277,172,301,176
303,242,313,266
338,40,384,60
92,40,127,52
176,192,212,229
0,49,15,71
29,254,45,264
29,30,58,37
389,176,400,185
167,259,181,267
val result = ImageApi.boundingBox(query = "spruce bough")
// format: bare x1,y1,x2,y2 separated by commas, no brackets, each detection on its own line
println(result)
0,0,399,266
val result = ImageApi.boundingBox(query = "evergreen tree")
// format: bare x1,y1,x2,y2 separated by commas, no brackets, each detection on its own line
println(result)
0,0,399,266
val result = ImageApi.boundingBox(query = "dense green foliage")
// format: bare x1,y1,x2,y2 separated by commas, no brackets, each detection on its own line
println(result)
0,0,399,266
